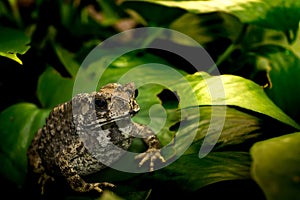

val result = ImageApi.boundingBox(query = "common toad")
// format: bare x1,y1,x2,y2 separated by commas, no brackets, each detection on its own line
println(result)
27,82,165,194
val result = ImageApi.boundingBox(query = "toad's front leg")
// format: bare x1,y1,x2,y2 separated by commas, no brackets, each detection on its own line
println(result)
132,123,166,171
55,143,115,193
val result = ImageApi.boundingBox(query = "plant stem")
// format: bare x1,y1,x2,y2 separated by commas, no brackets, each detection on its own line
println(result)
208,24,249,73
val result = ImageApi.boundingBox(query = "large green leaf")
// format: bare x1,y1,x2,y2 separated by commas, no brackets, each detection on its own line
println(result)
37,67,74,108
0,103,50,185
171,72,300,158
177,72,300,130
0,26,30,64
138,0,300,42
250,132,300,200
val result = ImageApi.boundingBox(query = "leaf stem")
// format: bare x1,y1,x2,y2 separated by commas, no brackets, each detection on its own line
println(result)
208,24,249,73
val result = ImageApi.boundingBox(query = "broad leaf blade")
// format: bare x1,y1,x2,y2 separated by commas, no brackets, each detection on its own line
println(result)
250,132,300,200
0,103,50,184
142,0,300,42
177,72,300,130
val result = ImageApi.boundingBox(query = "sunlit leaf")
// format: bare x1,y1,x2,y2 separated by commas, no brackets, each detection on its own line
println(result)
177,72,300,130
0,26,30,64
0,103,50,185
250,132,300,200
138,0,300,42
98,191,125,200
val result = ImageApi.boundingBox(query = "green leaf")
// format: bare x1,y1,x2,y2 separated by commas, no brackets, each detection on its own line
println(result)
151,152,251,191
291,28,300,58
250,132,300,200
177,72,300,130
142,0,300,42
121,1,185,26
170,12,244,46
95,152,251,196
0,103,50,185
0,26,30,64
182,106,297,154
37,67,74,108
251,45,300,124
98,191,125,200
53,44,80,78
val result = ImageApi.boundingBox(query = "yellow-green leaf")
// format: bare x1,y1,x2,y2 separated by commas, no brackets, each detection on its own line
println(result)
250,132,300,200
0,26,30,64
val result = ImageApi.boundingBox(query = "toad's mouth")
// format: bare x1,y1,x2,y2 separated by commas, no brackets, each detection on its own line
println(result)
82,113,132,130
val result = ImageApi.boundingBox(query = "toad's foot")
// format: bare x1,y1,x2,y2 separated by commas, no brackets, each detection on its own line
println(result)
87,182,116,193
38,173,55,194
67,174,115,193
135,148,166,171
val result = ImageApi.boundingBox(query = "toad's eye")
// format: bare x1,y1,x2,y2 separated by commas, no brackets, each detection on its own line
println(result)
134,89,139,98
95,98,107,109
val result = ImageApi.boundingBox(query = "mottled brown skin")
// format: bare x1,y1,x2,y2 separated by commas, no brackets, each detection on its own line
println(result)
27,82,165,194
